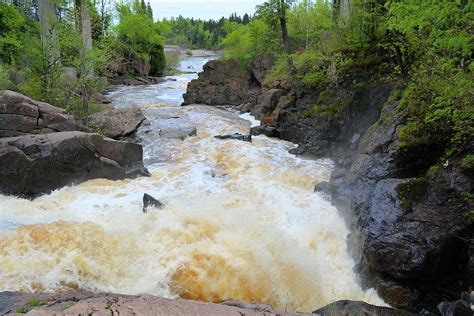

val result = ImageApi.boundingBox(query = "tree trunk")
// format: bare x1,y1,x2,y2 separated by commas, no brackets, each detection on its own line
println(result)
279,0,290,54
77,0,94,126
80,0,93,77
37,0,60,66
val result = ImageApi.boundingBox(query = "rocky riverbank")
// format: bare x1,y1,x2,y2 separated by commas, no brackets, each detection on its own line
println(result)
0,90,149,198
182,57,474,314
0,292,413,315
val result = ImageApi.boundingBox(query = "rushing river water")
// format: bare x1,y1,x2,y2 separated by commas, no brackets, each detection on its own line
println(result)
0,55,384,312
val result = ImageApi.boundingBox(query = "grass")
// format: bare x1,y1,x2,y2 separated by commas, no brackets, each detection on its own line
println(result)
15,297,48,313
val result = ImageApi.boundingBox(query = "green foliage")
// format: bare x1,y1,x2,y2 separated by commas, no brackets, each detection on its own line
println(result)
16,307,27,313
222,19,281,66
164,13,251,49
164,50,180,73
0,63,12,90
28,298,47,307
0,3,26,63
461,155,474,176
392,1,474,164
116,1,167,75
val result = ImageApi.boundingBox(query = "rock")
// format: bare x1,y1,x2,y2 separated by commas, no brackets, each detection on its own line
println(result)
214,133,252,142
0,90,89,138
437,297,472,316
91,92,111,104
90,108,146,139
158,126,197,140
0,292,303,315
182,59,260,106
143,193,164,213
314,181,334,195
123,78,145,86
250,55,273,85
289,146,305,156
312,300,415,316
221,301,275,313
331,98,474,310
251,125,281,138
0,132,149,198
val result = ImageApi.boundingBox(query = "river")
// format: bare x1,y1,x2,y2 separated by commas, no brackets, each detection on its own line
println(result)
0,55,384,312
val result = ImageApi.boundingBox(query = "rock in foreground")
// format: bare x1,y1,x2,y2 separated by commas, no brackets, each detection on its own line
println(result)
90,108,146,139
0,292,413,316
0,90,89,138
0,132,149,197
0,292,303,316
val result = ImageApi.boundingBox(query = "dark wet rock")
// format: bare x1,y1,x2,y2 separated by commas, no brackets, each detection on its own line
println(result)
251,125,281,138
437,292,474,316
312,300,415,316
0,132,149,198
0,291,303,315
0,90,89,138
250,55,273,85
314,181,335,195
143,193,164,213
90,108,146,139
289,146,305,156
182,59,260,106
214,133,252,142
331,98,474,311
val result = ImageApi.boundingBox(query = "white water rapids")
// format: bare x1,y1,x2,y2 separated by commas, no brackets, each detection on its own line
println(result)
0,55,384,312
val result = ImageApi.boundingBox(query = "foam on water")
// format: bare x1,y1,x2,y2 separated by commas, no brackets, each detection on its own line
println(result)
0,55,384,312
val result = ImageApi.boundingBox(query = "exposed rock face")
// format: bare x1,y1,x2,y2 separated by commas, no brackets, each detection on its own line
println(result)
329,99,474,310
182,56,474,313
0,292,412,316
312,300,414,316
0,90,89,138
90,108,146,139
182,59,261,106
0,292,303,316
0,132,149,197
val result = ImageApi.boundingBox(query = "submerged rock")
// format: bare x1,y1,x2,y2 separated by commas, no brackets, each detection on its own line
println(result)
158,126,197,140
90,108,146,139
143,193,164,213
0,132,149,198
214,133,252,142
0,90,89,138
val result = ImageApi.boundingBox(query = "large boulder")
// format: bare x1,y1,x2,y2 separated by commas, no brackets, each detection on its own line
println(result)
0,90,89,138
0,131,149,197
182,60,260,106
90,108,146,139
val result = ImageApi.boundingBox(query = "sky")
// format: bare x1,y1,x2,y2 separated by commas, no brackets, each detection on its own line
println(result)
148,0,267,20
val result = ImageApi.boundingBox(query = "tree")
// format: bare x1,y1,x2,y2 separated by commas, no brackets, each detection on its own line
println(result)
78,0,94,126
146,1,153,21
256,0,294,53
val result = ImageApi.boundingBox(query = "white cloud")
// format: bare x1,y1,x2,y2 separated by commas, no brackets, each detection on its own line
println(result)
148,0,267,20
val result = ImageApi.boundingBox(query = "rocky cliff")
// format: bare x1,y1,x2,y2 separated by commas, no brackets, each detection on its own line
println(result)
182,58,474,313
